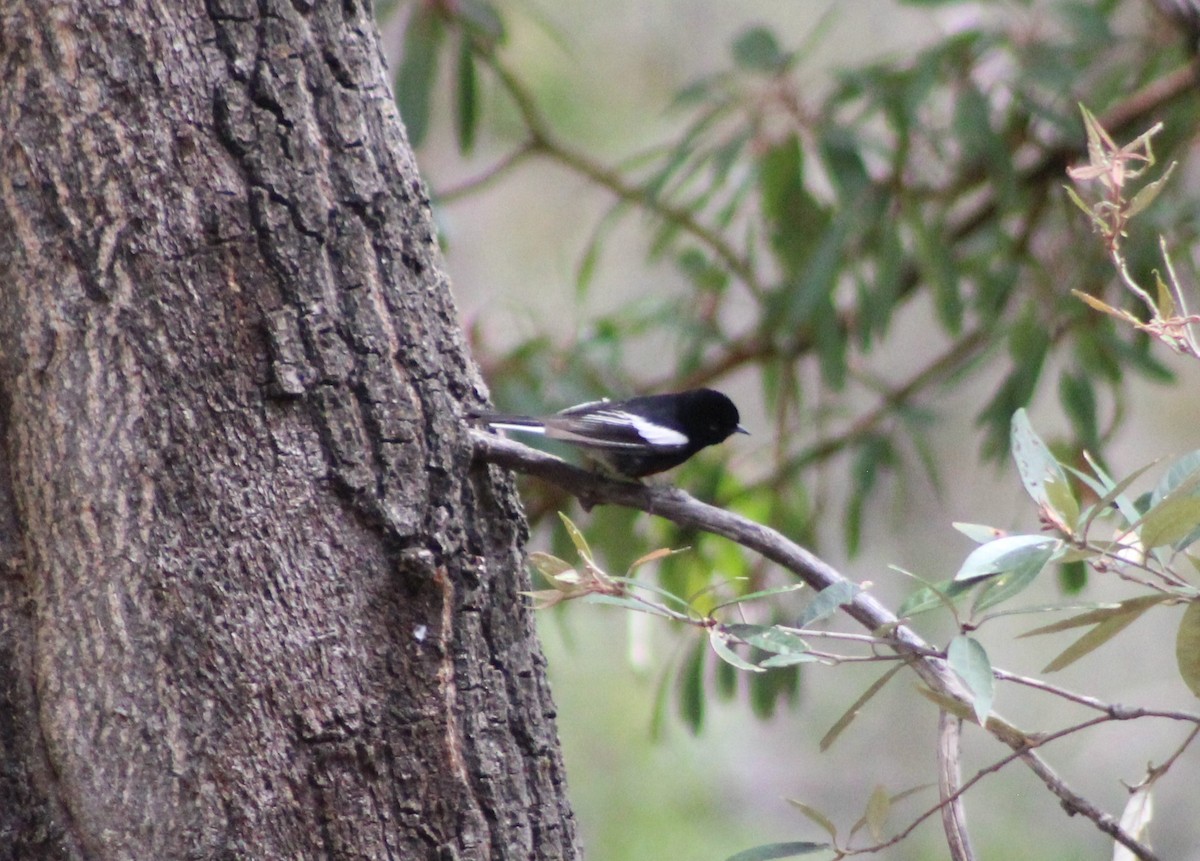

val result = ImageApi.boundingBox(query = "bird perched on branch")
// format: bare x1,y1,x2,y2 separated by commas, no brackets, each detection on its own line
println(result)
469,388,748,479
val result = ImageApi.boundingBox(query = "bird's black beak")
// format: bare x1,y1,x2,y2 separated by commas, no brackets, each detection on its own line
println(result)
736,425,750,435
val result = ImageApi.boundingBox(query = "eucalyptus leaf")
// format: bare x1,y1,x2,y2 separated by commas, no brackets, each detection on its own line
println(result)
1174,600,1200,699
947,635,994,725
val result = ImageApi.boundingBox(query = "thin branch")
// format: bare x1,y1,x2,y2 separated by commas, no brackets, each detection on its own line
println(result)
471,429,1158,859
486,56,765,299
673,60,1200,391
995,669,1200,723
435,142,538,202
937,712,976,861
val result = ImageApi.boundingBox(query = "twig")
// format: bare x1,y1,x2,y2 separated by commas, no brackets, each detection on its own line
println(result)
435,142,538,202
938,712,976,861
471,429,1159,860
995,669,1200,723
486,56,765,299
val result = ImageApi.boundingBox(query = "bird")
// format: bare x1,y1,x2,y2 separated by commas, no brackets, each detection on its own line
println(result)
469,388,748,479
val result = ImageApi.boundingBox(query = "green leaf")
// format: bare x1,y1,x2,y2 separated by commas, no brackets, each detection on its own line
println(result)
911,215,962,333
454,39,478,154
1076,458,1159,538
954,534,1059,583
709,628,765,673
715,648,738,700
556,512,594,565
971,551,1054,613
1039,596,1169,673
1010,409,1074,525
724,842,829,861
864,784,891,842
757,135,829,279
528,551,574,580
1151,451,1200,505
759,652,821,668
724,623,810,655
953,522,1007,544
846,435,894,554
1059,370,1098,449
712,583,806,613
749,658,801,718
796,580,861,627
731,26,787,73
1175,600,1200,698
947,635,994,725
1058,560,1088,594
677,635,707,733
581,594,675,619
785,799,838,844
1022,594,1171,638
820,663,905,751
896,577,976,618
1127,160,1177,218
1138,496,1200,550
819,128,871,200
395,6,445,148
457,0,505,41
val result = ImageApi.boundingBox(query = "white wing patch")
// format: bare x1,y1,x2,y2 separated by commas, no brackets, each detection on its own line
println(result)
627,413,688,446
546,408,688,448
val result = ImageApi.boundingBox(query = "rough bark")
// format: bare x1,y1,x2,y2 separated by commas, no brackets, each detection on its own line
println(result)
0,1,578,859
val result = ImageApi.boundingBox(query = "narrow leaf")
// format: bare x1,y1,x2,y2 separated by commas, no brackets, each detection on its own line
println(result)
1113,787,1154,861
1043,601,1163,673
954,534,1059,583
724,623,810,655
820,663,905,751
1011,409,1071,513
627,545,689,573
796,580,860,627
731,26,787,73
528,552,574,580
759,652,821,668
394,6,445,147
582,594,674,619
864,784,891,842
785,799,838,844
947,635,995,725
1127,160,1177,218
709,628,766,673
712,582,806,612
971,543,1057,612
677,636,706,733
557,512,594,564
1022,595,1172,638
724,842,829,861
1174,600,1200,698
953,522,1008,544
1138,496,1200,550
454,39,478,154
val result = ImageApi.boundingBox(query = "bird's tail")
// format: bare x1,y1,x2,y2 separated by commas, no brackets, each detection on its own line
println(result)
466,410,547,435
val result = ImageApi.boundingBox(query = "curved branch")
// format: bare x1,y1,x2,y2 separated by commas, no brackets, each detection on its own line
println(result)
469,429,1160,860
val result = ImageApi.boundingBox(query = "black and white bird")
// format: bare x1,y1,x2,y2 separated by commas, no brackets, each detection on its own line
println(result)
470,388,747,479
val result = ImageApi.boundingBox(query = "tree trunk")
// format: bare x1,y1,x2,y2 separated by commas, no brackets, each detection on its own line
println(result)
0,1,578,858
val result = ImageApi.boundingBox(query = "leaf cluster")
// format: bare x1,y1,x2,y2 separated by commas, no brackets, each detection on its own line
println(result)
391,0,1200,573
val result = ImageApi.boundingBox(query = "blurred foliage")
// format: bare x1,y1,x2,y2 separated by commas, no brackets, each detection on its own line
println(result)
387,1,1200,857
393,0,1200,549
391,0,1200,628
